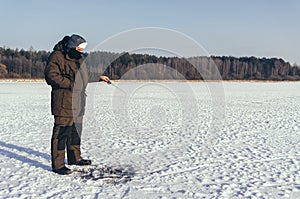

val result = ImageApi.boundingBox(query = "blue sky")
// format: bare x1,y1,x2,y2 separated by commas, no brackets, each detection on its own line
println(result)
1,0,299,64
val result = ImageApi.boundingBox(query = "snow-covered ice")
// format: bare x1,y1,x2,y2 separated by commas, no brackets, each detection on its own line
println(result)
0,81,299,198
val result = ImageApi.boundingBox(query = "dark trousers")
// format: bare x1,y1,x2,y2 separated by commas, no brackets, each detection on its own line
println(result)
51,116,83,170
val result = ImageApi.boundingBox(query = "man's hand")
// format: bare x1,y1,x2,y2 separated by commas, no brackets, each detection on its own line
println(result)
99,75,110,83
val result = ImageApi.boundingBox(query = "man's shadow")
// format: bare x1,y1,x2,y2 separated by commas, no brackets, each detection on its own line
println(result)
0,140,51,170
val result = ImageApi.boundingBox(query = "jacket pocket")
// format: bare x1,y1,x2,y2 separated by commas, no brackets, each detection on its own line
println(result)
61,91,73,110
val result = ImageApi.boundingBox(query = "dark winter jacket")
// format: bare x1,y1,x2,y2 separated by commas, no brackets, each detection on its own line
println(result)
45,36,95,117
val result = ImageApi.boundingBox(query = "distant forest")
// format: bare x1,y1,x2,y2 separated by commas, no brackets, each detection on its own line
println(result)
0,47,299,80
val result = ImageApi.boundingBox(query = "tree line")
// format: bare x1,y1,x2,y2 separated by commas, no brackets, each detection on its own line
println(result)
0,47,299,80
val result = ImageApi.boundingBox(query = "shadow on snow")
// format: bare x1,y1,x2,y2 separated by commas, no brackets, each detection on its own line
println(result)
0,140,51,170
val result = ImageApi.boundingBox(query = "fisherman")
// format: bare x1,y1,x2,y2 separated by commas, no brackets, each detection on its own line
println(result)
44,34,110,175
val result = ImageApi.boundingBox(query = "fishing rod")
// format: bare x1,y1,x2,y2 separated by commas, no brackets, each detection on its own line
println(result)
107,80,127,94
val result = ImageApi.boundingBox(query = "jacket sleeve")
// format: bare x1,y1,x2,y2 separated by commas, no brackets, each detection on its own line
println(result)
87,71,102,82
87,66,110,83
44,52,72,89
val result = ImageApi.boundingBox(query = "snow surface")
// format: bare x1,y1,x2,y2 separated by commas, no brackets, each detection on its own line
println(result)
0,81,299,198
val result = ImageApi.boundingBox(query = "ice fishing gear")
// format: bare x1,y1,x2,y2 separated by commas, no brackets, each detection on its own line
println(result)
107,80,127,94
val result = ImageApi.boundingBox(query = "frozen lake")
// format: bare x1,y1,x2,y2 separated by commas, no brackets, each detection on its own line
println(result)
0,81,299,198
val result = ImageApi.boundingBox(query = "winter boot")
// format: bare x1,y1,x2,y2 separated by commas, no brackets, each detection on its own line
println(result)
52,166,72,175
69,159,92,166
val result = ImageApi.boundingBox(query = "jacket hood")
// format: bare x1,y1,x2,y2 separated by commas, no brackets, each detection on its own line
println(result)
66,34,86,50
53,36,70,52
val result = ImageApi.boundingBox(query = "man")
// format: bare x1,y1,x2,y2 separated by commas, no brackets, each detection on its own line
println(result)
45,34,110,175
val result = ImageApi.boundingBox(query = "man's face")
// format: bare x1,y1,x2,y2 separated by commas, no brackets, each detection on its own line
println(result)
75,47,84,52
